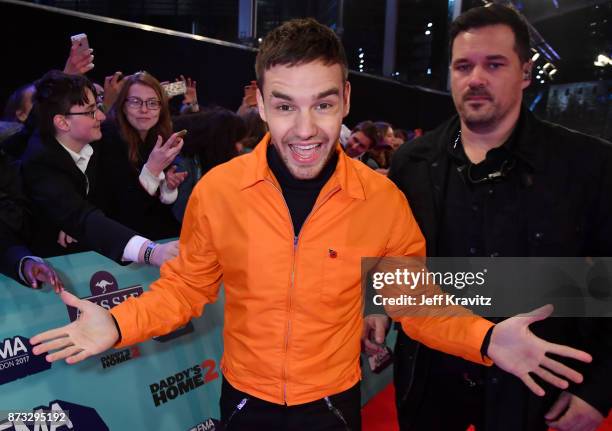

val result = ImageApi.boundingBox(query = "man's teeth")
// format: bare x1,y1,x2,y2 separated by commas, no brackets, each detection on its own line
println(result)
291,144,319,156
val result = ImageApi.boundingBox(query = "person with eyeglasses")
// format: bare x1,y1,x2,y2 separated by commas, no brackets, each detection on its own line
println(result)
97,71,186,241
20,70,178,268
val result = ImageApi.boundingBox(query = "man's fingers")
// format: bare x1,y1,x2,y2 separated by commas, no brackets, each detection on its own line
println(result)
521,373,545,397
46,345,83,363
533,366,569,390
66,349,91,365
374,321,386,344
547,342,592,364
167,165,177,175
36,335,74,355
541,357,584,384
23,265,36,288
57,290,85,309
53,277,65,294
30,326,71,349
363,339,383,356
34,266,54,284
545,391,571,421
519,304,554,324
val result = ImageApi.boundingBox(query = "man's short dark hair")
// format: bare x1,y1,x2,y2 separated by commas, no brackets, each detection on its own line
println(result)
33,70,96,139
449,4,531,63
255,18,348,90
352,121,378,150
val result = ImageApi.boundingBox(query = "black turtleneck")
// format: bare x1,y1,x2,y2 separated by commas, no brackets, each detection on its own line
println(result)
267,144,338,236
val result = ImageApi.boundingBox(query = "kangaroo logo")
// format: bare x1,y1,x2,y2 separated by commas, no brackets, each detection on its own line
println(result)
95,280,114,293
90,271,119,296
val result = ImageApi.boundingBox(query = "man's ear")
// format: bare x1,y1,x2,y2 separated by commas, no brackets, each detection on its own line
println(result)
256,87,267,123
342,81,351,118
53,114,70,133
521,61,533,89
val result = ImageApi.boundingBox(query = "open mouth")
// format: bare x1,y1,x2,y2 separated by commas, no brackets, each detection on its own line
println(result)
289,143,322,162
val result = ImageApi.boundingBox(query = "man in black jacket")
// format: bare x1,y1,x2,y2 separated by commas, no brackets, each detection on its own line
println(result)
21,70,178,267
0,151,63,290
370,4,612,431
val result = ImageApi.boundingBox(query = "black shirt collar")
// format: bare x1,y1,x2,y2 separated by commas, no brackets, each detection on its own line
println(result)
447,107,536,171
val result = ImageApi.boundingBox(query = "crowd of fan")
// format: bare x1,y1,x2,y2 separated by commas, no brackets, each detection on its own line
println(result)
0,37,421,289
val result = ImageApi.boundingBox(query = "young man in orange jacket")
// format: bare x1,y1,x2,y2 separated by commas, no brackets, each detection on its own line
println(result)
30,18,591,431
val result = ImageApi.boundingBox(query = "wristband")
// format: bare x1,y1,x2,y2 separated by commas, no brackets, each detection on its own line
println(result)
143,242,158,265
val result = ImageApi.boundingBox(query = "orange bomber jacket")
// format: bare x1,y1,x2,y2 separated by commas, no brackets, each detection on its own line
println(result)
110,133,494,405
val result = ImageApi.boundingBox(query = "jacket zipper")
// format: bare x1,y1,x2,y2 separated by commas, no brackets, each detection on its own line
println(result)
265,179,341,404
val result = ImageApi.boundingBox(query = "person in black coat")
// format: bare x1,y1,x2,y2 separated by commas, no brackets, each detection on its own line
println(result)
0,151,63,290
21,70,178,267
365,5,612,431
98,71,185,241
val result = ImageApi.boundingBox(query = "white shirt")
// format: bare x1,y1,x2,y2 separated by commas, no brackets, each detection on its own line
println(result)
140,165,178,204
57,140,93,193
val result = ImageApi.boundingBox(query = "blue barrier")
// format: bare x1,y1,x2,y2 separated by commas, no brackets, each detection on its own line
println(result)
0,250,392,430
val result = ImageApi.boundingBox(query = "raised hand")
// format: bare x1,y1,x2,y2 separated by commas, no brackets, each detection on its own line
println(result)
63,44,94,75
30,291,119,364
488,304,592,396
145,133,184,177
102,71,125,111
180,75,198,105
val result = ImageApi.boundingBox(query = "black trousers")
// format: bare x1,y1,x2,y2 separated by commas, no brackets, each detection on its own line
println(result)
397,374,485,431
220,378,362,431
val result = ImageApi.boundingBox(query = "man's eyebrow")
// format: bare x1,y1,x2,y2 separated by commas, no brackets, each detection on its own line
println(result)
453,54,509,64
270,88,340,101
316,88,340,99
485,55,509,61
270,91,293,101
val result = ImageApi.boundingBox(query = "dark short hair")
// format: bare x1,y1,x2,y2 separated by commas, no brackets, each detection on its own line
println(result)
33,70,96,139
352,121,378,150
449,4,531,63
255,18,348,90
2,83,35,122
175,108,246,175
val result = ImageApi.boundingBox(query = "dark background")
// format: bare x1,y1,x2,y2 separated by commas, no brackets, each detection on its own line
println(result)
0,1,454,132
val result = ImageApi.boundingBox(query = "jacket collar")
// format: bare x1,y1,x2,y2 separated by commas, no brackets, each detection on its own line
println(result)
240,132,366,200
408,105,547,173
